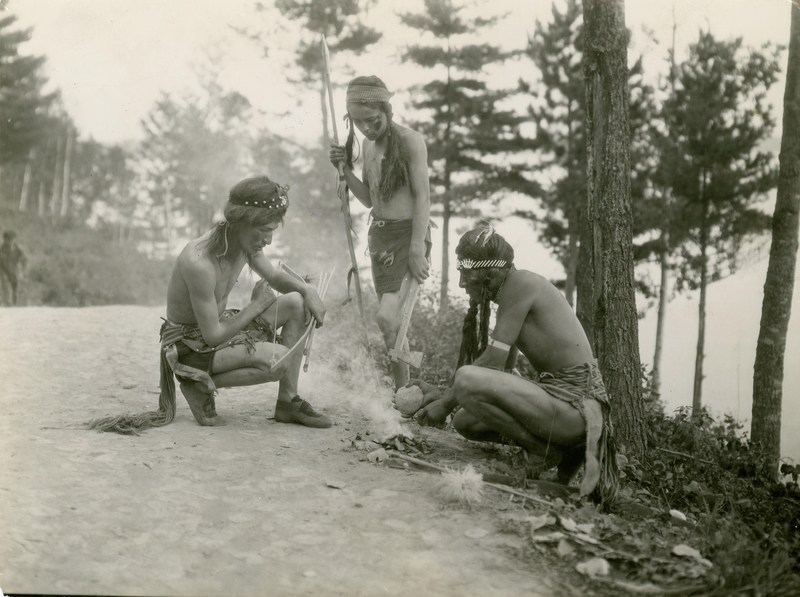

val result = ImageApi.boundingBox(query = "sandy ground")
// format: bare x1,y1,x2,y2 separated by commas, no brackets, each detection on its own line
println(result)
0,306,552,597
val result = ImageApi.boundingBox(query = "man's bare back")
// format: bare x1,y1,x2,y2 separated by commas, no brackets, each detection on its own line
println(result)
494,269,595,373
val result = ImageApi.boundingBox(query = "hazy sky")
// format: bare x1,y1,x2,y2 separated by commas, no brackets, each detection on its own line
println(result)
8,0,793,145
7,0,799,460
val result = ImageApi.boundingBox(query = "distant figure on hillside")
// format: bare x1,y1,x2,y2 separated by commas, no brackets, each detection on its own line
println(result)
329,75,432,392
0,230,27,307
409,224,619,504
90,175,332,433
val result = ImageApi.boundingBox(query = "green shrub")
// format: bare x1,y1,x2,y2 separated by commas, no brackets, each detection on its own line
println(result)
2,208,172,306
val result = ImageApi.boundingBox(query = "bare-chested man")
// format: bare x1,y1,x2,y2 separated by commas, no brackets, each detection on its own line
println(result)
329,75,431,391
90,176,331,433
411,225,618,503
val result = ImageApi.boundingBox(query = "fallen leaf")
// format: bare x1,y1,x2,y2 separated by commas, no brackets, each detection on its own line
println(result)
464,528,490,539
576,557,610,577
531,531,566,543
557,538,576,557
559,517,578,532
576,523,595,534
526,514,557,532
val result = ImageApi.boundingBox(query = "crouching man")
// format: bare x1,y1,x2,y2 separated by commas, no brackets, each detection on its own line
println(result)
412,225,618,503
91,175,331,433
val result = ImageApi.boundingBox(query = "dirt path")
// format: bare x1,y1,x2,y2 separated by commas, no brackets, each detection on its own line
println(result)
0,306,552,597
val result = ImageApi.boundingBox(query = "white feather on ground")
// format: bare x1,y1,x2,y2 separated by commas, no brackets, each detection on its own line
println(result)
435,465,484,504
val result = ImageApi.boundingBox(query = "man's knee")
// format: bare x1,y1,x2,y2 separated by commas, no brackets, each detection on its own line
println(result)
282,292,305,319
453,365,484,406
376,309,399,339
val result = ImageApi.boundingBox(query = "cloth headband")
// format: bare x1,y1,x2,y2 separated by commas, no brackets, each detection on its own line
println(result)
228,183,289,210
456,259,510,270
346,84,394,104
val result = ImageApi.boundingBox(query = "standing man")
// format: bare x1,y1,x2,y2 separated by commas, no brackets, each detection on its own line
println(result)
0,230,27,307
412,225,619,504
329,75,432,391
90,175,331,433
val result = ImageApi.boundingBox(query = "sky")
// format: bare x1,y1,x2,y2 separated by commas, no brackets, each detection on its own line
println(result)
7,0,800,460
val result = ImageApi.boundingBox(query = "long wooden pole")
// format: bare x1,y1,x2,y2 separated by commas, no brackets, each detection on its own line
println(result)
321,36,369,340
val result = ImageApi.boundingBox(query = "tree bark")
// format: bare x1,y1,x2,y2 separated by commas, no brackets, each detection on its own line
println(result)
50,135,64,224
692,171,709,414
752,5,800,478
37,182,45,217
60,128,74,218
652,227,670,398
580,0,646,458
439,58,454,313
19,148,35,212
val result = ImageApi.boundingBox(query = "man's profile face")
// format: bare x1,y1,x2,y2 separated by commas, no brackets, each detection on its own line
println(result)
347,104,388,141
458,266,486,302
241,221,280,256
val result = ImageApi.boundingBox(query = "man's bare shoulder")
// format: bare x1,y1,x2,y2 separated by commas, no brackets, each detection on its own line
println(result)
396,125,426,149
175,238,216,280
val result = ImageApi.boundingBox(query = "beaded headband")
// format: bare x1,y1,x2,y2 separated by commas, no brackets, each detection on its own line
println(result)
229,183,289,210
456,259,510,270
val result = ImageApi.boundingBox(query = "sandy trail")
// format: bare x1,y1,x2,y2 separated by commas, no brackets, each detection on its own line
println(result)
0,306,550,597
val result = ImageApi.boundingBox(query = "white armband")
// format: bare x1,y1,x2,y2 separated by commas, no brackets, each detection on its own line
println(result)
488,338,512,352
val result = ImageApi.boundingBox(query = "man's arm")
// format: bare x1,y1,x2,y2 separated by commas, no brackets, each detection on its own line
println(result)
183,258,275,347
471,272,536,371
249,252,326,327
405,132,431,283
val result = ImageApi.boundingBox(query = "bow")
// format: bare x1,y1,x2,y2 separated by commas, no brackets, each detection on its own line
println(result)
321,35,370,341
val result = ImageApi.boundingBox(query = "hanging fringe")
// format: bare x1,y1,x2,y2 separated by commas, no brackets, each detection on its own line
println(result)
87,345,176,435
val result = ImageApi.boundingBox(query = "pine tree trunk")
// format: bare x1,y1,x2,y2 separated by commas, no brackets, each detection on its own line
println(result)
440,185,451,312
37,182,45,217
19,148,35,211
752,5,800,478
564,225,580,307
652,228,670,398
581,0,646,458
692,173,709,414
164,190,173,256
51,135,64,224
60,129,74,218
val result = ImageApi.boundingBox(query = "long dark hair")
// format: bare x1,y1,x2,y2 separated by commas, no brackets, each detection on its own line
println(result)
345,76,410,201
455,225,515,369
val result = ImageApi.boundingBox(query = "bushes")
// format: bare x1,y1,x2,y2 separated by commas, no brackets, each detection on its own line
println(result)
1,208,172,307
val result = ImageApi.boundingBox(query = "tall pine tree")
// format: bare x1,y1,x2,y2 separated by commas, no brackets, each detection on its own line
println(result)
660,32,780,412
400,0,520,310
752,4,800,478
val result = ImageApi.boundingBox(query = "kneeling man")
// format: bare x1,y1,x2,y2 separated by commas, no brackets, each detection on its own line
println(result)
413,225,618,503
91,175,331,433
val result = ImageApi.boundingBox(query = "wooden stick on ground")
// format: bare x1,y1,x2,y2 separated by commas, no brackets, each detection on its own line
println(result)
385,450,554,507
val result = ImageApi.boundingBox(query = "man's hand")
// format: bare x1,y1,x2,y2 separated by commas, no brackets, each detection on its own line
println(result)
303,287,326,328
408,246,430,284
329,144,346,170
416,398,450,429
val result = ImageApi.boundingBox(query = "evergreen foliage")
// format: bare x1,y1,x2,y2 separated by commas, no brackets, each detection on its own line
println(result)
399,0,527,310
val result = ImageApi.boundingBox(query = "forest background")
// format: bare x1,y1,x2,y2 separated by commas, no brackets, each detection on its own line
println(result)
1,0,797,466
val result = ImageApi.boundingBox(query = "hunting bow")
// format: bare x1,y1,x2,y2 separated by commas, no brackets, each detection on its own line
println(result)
321,35,369,335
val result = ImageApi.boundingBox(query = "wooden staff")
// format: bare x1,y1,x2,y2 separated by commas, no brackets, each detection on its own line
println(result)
321,35,370,344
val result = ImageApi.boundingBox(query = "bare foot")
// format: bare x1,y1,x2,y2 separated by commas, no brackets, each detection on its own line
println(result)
179,382,227,426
